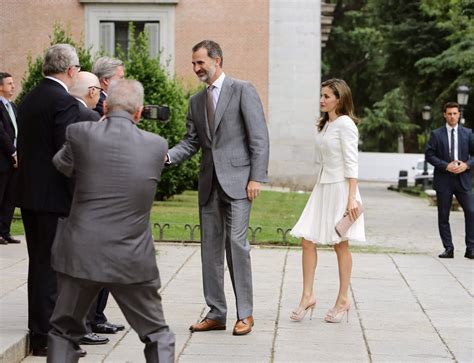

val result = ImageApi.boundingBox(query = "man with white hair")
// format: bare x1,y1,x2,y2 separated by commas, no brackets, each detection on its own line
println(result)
15,43,81,357
92,56,124,116
47,79,174,363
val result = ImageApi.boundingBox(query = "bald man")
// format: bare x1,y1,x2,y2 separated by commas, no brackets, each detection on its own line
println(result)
69,72,102,123
66,72,110,346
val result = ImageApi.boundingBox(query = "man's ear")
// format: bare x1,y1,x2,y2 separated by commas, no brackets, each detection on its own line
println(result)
88,87,95,99
133,106,144,123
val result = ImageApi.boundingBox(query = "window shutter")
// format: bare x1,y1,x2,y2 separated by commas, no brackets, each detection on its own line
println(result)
144,23,160,58
100,22,115,56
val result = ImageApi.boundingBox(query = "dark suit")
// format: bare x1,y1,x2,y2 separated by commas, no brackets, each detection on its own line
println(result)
47,111,174,363
425,124,474,251
76,99,101,122
93,91,106,116
0,100,17,238
89,93,113,326
15,78,79,349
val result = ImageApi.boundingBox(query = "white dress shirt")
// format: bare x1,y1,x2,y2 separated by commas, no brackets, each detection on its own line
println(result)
207,72,226,108
445,123,458,161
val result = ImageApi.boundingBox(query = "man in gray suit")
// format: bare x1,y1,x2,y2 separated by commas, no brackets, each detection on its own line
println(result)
47,79,175,363
168,40,269,336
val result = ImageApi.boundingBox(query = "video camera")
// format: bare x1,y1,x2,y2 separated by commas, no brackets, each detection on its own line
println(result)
142,105,170,122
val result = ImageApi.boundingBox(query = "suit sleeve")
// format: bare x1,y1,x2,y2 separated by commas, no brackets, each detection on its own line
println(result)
425,130,449,171
468,129,474,169
240,83,270,182
168,103,201,164
0,116,15,157
53,126,75,178
340,117,359,179
53,95,80,152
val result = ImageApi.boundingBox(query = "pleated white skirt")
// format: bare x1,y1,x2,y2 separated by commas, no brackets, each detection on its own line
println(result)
290,180,366,245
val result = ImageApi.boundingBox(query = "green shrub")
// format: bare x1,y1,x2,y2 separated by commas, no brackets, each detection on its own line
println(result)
16,24,199,200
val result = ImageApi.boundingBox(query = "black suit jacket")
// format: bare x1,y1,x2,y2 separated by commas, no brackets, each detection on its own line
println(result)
93,91,106,116
425,124,474,192
15,78,80,213
0,101,17,172
76,100,101,122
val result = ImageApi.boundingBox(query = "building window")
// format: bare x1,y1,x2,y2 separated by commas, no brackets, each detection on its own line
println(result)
99,21,160,58
84,3,176,74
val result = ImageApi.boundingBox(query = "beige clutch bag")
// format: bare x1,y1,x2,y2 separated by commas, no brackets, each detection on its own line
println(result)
335,201,364,238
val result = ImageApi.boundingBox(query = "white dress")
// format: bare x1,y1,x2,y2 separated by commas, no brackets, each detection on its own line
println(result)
291,115,366,245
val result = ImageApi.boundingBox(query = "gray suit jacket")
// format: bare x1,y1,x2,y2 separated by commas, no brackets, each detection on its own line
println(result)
51,111,168,284
169,76,269,205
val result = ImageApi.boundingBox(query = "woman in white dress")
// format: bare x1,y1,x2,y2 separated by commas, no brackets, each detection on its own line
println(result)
290,78,365,323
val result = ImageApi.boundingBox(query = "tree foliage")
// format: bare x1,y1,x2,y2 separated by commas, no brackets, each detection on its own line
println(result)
17,24,199,200
323,0,473,152
122,26,200,200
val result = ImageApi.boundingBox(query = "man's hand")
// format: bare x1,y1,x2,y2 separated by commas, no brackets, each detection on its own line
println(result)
246,181,261,201
447,161,468,174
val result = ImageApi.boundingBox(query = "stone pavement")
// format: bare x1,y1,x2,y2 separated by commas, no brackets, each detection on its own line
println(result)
0,183,472,362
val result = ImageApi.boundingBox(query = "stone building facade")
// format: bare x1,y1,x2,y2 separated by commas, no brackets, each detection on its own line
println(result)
0,0,333,190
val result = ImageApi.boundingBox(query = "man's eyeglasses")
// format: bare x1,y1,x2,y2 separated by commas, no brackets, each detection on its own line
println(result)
88,86,103,92
71,65,81,70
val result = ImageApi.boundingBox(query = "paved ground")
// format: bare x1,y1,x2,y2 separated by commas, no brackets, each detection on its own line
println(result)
0,182,472,362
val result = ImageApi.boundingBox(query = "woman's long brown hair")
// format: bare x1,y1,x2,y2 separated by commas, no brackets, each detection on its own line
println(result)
318,78,359,132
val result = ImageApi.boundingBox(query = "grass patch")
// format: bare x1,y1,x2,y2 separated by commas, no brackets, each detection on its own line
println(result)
11,190,310,244
151,190,309,244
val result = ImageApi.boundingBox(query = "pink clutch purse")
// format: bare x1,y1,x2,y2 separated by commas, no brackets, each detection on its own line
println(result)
335,201,364,237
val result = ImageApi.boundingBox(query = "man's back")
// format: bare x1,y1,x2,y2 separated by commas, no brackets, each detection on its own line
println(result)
16,79,79,213
52,111,168,284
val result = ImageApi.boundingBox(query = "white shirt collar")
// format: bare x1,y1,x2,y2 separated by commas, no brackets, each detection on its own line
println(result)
45,76,68,92
209,72,225,90
0,96,10,106
446,123,458,132
75,97,88,108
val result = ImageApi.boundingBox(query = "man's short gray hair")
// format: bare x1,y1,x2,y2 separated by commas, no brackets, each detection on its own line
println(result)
92,57,124,80
42,44,79,76
107,79,144,114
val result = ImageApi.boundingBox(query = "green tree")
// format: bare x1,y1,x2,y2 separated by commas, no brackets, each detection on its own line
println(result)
16,24,199,200
122,27,200,200
359,88,419,151
16,24,93,104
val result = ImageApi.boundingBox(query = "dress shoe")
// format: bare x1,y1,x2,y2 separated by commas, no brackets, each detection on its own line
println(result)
464,249,474,259
233,316,254,336
0,237,8,245
189,318,226,332
80,332,109,345
3,235,20,244
31,347,48,356
91,322,118,334
108,322,125,331
438,248,454,258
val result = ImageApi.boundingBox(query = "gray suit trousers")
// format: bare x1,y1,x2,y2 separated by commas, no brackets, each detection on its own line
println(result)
200,179,253,323
47,273,175,363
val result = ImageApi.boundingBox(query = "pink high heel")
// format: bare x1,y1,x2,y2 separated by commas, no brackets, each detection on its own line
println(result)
324,304,350,323
290,301,316,322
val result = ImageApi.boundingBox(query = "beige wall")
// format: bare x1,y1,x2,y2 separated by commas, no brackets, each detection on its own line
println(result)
0,0,85,100
175,0,269,113
0,0,269,111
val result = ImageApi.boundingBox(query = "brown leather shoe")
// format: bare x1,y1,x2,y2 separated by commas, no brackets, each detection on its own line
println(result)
189,318,226,332
233,316,254,336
